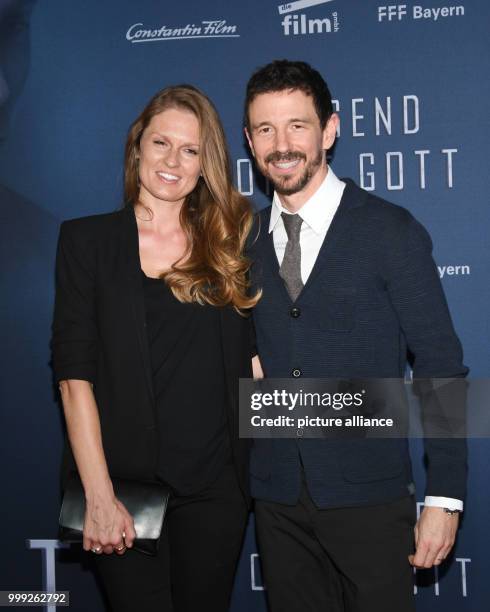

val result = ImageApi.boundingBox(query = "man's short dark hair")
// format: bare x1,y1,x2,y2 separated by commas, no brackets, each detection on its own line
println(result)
244,59,333,130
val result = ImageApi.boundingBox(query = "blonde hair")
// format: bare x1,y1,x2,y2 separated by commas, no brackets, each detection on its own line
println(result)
124,85,260,310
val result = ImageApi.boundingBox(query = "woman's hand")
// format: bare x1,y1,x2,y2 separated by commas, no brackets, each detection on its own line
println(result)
58,380,136,556
84,492,136,555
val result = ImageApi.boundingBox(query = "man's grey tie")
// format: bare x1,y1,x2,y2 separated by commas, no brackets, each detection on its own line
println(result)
279,212,303,301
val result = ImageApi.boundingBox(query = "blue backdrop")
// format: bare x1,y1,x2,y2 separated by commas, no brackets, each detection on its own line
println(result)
1,1,488,610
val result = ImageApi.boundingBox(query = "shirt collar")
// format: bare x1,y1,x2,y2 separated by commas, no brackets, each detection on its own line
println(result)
269,166,346,235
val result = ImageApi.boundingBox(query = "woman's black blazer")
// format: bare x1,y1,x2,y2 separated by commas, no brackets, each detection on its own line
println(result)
52,206,253,505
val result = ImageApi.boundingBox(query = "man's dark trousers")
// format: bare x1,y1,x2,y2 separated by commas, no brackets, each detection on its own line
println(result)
248,179,467,611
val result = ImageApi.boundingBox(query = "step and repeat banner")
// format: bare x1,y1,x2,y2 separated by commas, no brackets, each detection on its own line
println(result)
1,0,489,610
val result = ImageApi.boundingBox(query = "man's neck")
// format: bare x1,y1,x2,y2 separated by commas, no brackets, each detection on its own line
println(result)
277,163,328,213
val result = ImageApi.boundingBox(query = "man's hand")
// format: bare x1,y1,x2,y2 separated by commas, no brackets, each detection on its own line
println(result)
408,506,459,569
252,355,264,380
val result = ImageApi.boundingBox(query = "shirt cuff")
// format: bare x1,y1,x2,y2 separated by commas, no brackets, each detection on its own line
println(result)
424,496,463,512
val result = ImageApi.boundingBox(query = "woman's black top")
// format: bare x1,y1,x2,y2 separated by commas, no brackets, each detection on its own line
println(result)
142,271,231,495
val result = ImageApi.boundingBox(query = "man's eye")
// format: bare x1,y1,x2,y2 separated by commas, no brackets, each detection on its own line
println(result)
259,127,271,135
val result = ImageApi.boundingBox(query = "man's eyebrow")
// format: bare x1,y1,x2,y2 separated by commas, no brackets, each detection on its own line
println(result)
251,121,272,129
252,117,312,129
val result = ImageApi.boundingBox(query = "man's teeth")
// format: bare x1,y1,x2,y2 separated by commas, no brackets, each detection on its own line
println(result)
274,160,300,169
157,172,179,181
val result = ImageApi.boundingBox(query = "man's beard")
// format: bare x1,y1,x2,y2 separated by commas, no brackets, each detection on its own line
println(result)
262,149,324,196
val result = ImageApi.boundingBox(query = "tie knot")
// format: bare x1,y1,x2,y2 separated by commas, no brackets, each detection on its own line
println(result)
281,213,303,241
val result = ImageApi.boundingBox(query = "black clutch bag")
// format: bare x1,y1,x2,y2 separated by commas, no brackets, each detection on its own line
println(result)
59,473,171,556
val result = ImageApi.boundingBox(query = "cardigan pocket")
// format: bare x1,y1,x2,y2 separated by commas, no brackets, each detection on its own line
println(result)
339,439,405,483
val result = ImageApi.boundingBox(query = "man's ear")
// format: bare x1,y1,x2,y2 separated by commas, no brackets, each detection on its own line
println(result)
322,113,339,151
244,127,255,158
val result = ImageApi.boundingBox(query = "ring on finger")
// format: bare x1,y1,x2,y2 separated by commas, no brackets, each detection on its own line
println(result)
91,546,102,554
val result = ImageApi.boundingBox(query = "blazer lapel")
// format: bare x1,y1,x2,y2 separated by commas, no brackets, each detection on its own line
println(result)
220,306,240,422
122,206,155,404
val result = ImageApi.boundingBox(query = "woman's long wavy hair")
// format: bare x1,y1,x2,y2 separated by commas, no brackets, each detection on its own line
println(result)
124,85,260,311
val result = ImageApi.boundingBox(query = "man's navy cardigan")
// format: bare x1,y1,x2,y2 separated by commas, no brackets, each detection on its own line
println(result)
248,179,468,509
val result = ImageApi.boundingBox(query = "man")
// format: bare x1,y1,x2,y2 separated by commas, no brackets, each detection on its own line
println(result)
245,60,467,612
0,0,36,139
0,0,66,595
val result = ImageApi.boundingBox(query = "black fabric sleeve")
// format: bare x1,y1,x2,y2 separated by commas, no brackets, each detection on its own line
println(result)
248,315,258,359
51,221,98,384
245,211,261,360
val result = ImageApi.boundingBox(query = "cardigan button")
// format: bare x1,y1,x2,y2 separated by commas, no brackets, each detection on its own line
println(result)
290,307,301,318
292,368,302,378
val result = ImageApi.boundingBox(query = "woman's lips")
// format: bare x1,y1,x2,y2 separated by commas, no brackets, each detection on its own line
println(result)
156,171,180,183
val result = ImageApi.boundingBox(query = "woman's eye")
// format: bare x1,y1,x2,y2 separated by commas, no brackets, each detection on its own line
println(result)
185,149,199,155
154,140,166,146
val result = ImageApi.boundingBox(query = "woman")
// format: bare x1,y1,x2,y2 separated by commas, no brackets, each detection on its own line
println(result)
51,85,261,612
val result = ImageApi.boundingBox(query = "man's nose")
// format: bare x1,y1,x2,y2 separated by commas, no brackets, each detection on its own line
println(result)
273,128,290,153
